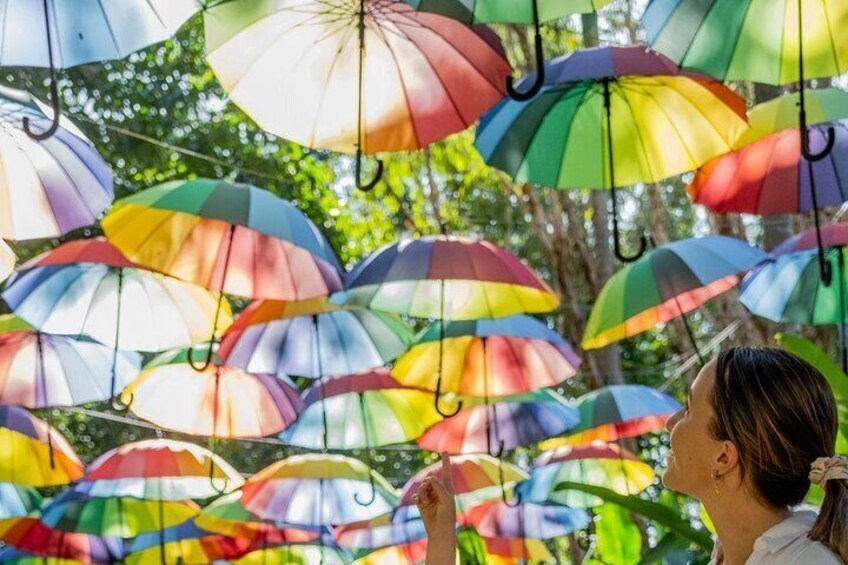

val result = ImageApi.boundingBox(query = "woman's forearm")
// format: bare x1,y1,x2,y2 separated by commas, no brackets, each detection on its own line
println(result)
426,528,457,565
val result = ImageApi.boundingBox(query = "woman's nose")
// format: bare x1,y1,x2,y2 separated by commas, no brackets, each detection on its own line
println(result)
665,409,683,432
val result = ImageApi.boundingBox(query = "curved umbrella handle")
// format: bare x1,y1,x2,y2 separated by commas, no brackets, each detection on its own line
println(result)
187,343,214,372
499,459,521,508
354,471,377,506
612,188,648,263
111,392,133,412
488,438,505,459
506,26,545,102
209,439,228,495
802,124,835,162
355,149,384,192
24,74,61,140
434,377,462,418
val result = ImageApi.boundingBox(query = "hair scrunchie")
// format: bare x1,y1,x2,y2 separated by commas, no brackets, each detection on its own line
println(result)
809,455,848,486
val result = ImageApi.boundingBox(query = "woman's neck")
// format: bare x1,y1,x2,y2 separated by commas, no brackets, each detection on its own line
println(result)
704,497,790,565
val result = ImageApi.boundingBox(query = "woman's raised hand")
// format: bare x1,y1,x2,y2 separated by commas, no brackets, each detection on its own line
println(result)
414,452,457,564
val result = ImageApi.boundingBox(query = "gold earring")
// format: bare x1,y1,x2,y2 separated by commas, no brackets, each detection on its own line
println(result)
712,469,720,494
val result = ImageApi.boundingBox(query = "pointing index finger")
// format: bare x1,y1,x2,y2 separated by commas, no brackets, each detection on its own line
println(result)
441,451,453,494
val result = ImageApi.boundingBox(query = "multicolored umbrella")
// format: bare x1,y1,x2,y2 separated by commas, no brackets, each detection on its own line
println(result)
349,541,427,565
103,179,343,370
39,492,199,538
0,85,112,237
280,369,441,450
484,537,555,564
238,454,399,527
0,240,15,283
0,320,141,408
540,384,682,449
204,0,510,189
220,297,413,379
75,438,245,500
399,454,527,510
125,520,254,565
121,347,303,439
517,442,655,508
460,500,589,539
335,512,427,551
0,517,122,563
234,544,353,565
403,0,611,99
0,547,85,565
1,1,201,139
475,46,748,262
582,236,766,357
417,390,580,455
3,238,233,355
0,483,42,519
0,404,83,486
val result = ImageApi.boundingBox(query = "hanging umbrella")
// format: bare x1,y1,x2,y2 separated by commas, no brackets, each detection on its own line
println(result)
0,318,141,408
125,520,255,565
399,454,527,510
102,178,343,371
475,46,748,262
0,483,41,519
417,390,579,455
219,297,413,379
121,346,303,439
204,0,511,190
0,1,201,139
739,223,848,368
349,541,428,565
643,0,848,284
581,235,766,359
39,492,199,538
280,369,441,449
0,517,122,563
403,0,612,99
74,438,245,500
517,442,655,508
3,237,233,354
484,537,555,564
336,235,559,416
335,512,427,551
0,241,15,283
238,454,399,527
0,405,82,486
0,86,112,238
0,547,85,565
234,544,353,565
460,500,589,539
540,384,682,449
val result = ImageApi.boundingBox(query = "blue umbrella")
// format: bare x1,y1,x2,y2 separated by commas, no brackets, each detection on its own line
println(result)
1,0,202,139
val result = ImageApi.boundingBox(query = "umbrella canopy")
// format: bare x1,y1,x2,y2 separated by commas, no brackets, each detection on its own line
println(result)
689,88,848,215
461,500,589,539
335,235,559,320
0,240,15,283
234,545,353,565
0,85,112,239
517,442,655,508
0,405,83,486
541,384,681,449
220,297,413,379
76,438,244,500
238,454,399,526
418,390,580,454
404,0,608,22
0,323,141,408
125,520,254,565
0,517,122,563
102,179,343,301
204,0,510,156
642,0,848,85
280,370,442,449
121,348,303,438
0,547,85,565
392,314,580,397
335,513,427,551
3,238,233,353
484,537,555,563
40,492,200,538
0,483,42,519
349,541,428,565
399,454,527,509
582,236,766,350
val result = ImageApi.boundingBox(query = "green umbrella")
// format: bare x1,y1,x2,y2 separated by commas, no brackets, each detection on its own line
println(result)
404,0,611,99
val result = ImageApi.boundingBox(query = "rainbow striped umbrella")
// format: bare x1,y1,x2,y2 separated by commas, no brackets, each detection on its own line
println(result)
280,369,441,450
484,537,555,564
103,179,343,370
238,454,399,527
0,318,141,408
74,439,244,500
234,545,353,565
582,236,766,355
3,238,233,355
0,548,85,565
461,500,589,539
335,513,427,551
0,86,112,237
204,0,510,190
0,483,41,519
125,520,254,565
0,240,14,283
418,390,580,455
220,297,413,379
0,405,83,487
540,384,682,449
349,540,428,565
517,442,655,508
121,347,302,439
475,46,748,262
0,517,122,563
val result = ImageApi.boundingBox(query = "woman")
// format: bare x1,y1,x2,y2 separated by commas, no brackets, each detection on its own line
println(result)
415,347,848,564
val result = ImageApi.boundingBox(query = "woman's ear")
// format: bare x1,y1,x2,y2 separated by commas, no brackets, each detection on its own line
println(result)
716,440,740,476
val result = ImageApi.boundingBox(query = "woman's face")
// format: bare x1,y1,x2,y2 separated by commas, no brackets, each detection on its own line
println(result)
662,359,726,499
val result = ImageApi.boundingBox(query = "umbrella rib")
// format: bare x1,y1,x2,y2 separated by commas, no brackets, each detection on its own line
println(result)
95,0,123,57
827,123,847,202
553,84,594,189
635,85,699,177
820,1,842,76
614,82,656,184
34,134,90,233
306,24,356,149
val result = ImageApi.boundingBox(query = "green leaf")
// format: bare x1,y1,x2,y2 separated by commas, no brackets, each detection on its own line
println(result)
595,504,642,565
638,532,688,564
457,526,487,565
554,481,713,551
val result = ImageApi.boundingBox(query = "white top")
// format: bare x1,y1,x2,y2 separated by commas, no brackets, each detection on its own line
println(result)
709,511,841,564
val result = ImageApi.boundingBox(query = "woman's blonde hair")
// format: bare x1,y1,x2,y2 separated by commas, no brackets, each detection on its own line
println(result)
712,347,847,562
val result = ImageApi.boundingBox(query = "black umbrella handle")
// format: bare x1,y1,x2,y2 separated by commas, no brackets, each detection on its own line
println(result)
506,1,545,102
24,0,61,140
355,149,383,192
500,458,521,508
796,0,834,163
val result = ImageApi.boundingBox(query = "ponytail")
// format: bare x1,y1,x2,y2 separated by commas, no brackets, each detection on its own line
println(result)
809,457,848,562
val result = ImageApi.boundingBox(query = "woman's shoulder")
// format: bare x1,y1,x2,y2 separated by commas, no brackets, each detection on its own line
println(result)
789,540,842,564
750,511,843,564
